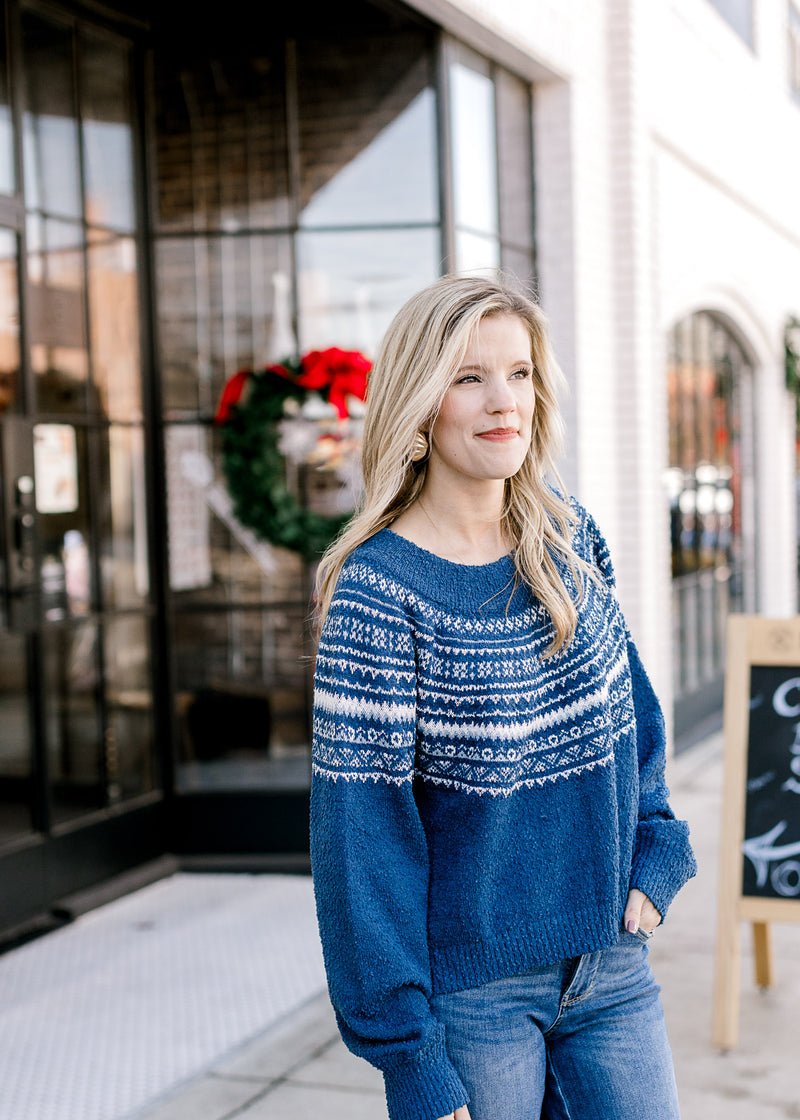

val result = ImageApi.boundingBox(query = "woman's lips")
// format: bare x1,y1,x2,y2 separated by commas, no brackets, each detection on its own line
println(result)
476,428,518,441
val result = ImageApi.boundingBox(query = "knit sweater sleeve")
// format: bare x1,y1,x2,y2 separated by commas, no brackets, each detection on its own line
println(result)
309,561,468,1120
582,509,697,919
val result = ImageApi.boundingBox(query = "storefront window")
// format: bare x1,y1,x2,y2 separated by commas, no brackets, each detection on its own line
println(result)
447,44,534,282
7,7,154,842
666,311,756,738
43,619,104,824
21,11,82,220
0,11,14,195
153,8,537,796
34,422,94,619
104,615,156,801
153,48,290,234
0,634,34,842
173,606,310,790
27,215,90,414
101,425,149,608
450,49,499,272
87,233,141,420
163,421,305,605
80,33,135,233
297,227,441,354
157,234,294,419
496,69,534,276
299,50,438,228
0,229,20,416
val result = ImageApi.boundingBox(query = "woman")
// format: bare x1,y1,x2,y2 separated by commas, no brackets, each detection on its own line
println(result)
310,275,696,1120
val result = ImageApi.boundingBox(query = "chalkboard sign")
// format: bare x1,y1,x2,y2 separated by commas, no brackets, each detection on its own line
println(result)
713,617,800,1050
743,666,800,899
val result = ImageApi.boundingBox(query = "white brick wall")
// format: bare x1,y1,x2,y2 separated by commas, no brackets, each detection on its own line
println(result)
413,0,800,735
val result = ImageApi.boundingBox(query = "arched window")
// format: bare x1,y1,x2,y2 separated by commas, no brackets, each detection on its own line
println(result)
666,311,757,743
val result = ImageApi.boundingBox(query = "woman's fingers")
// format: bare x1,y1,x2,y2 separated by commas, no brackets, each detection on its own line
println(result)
436,1108,471,1120
624,887,662,934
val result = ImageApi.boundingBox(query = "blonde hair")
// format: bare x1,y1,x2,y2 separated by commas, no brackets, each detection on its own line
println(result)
315,274,595,655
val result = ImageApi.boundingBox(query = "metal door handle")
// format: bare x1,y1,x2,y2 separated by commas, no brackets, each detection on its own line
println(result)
13,475,36,572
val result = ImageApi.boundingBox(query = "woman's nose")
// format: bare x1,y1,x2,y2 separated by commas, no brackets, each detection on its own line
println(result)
486,378,516,413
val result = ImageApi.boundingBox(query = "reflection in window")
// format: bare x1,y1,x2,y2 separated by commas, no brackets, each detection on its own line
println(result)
164,422,305,604
80,33,135,232
0,14,14,195
450,53,499,266
157,235,293,418
44,620,103,824
154,49,290,233
667,312,754,707
104,616,156,802
0,635,35,843
101,425,149,608
0,229,20,415
299,51,437,227
297,228,441,354
174,607,310,792
165,425,212,594
27,216,89,413
87,234,141,419
34,423,93,619
21,11,82,220
496,69,534,278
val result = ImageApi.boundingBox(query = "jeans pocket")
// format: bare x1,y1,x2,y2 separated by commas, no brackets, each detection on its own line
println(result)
621,925,653,945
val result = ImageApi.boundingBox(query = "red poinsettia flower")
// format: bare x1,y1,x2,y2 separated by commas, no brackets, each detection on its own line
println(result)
297,347,370,419
214,369,251,424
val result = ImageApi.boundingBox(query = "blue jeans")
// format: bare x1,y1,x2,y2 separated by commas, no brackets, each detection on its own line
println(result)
430,930,680,1120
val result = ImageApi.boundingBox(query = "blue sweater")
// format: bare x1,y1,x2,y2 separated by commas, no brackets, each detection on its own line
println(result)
310,503,696,1120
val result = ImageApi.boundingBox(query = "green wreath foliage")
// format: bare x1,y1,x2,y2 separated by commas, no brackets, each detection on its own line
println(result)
219,368,351,560
785,316,800,427
786,316,800,393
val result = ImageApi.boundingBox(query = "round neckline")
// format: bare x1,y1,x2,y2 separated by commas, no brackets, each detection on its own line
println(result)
353,528,526,616
383,526,514,571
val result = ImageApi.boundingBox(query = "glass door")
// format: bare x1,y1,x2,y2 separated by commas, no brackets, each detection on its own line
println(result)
20,7,158,821
0,227,41,855
1,2,162,933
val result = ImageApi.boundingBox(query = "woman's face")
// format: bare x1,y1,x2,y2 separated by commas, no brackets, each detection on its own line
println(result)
428,313,535,486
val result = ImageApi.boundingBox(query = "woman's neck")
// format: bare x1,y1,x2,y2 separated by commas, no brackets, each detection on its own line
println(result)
392,477,511,565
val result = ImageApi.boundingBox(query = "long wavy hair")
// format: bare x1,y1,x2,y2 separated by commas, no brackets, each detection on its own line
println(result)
314,275,596,655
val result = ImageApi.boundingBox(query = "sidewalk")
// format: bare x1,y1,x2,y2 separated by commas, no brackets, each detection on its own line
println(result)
1,733,798,1120
135,733,800,1120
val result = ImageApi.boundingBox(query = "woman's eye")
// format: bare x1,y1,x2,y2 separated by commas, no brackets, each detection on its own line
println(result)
455,374,480,384
511,369,531,380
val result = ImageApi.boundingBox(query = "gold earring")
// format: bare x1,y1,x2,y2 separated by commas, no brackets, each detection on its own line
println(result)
410,431,429,463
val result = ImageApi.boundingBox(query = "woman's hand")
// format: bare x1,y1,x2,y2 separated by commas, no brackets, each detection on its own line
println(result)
624,888,661,934
436,1108,471,1120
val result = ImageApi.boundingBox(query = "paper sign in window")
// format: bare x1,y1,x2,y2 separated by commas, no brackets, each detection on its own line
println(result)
33,423,79,513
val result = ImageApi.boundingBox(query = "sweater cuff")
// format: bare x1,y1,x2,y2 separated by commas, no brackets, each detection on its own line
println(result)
630,818,697,920
383,1031,468,1120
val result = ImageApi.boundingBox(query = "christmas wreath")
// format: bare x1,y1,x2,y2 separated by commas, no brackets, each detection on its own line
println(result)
214,348,370,559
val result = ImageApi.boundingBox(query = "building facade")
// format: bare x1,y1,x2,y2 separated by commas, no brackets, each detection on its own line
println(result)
0,0,798,935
